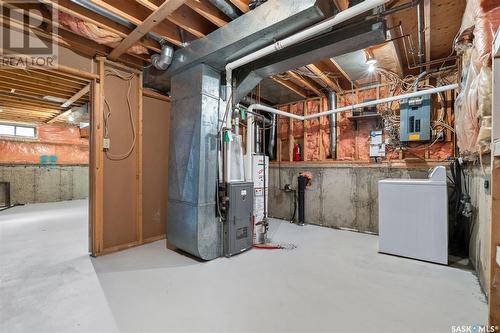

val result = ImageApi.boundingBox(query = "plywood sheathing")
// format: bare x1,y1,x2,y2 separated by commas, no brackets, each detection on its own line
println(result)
142,96,170,240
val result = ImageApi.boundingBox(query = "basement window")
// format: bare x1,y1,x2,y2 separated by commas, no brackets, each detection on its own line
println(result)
0,124,36,138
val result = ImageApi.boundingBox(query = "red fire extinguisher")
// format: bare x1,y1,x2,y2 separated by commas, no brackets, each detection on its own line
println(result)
293,143,301,161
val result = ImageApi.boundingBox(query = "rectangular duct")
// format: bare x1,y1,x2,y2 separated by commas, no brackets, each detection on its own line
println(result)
144,0,333,93
234,18,386,102
167,64,221,260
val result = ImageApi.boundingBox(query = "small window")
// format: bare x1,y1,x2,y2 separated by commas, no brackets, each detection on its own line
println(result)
0,124,36,138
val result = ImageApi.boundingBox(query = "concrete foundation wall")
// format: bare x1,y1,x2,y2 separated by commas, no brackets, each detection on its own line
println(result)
0,165,88,205
467,160,492,295
269,164,430,233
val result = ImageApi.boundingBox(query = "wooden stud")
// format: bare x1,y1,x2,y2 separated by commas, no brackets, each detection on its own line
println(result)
91,56,106,256
137,73,144,243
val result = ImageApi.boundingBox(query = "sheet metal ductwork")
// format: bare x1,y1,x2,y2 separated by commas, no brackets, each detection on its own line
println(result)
152,43,174,70
144,0,333,93
208,0,241,19
165,0,333,260
233,17,387,102
168,64,221,260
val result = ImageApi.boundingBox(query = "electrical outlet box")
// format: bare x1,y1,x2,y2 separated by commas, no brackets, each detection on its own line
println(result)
103,138,110,150
400,94,431,142
370,130,385,157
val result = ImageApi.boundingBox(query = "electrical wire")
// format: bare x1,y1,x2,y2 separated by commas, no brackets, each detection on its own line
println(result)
103,68,136,161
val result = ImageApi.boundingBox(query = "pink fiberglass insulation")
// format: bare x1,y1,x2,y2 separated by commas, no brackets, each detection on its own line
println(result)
455,0,500,155
290,102,304,138
304,100,321,161
58,12,148,55
0,124,89,165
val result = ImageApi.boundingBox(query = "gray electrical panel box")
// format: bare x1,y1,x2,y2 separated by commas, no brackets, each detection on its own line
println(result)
224,182,254,257
400,94,432,142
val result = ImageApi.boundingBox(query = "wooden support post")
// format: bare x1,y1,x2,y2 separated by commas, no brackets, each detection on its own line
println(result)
137,73,144,244
91,56,105,256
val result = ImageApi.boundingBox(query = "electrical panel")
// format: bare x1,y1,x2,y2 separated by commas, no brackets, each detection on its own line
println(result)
224,182,254,257
399,94,432,142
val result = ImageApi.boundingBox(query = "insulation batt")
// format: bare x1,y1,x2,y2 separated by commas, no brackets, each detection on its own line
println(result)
455,0,500,155
58,12,148,55
0,124,89,165
276,84,454,162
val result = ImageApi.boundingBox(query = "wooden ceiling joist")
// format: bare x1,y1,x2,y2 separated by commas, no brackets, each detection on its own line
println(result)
109,0,186,60
46,109,73,124
61,84,91,108
185,0,230,27
37,0,161,53
287,71,323,96
86,0,183,47
228,0,249,13
306,64,342,93
0,70,88,92
271,76,308,99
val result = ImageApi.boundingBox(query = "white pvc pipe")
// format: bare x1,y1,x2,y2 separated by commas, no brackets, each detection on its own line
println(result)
224,0,391,183
248,84,459,121
225,0,391,100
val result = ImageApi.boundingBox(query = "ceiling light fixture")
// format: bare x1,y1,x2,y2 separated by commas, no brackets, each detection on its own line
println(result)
365,49,377,72
43,95,67,103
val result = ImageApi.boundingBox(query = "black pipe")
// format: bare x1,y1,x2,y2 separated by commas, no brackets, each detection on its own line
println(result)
297,175,308,226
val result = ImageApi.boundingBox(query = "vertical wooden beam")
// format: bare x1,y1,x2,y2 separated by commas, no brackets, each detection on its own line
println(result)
424,0,432,71
91,56,106,256
137,73,144,244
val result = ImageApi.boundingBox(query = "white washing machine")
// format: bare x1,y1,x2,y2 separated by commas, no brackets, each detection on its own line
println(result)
378,166,448,265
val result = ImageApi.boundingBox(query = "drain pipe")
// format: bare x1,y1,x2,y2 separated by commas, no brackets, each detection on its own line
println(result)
328,91,337,159
247,84,458,121
208,0,241,20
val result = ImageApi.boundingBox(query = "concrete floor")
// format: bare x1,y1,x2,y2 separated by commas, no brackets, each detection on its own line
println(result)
0,200,488,333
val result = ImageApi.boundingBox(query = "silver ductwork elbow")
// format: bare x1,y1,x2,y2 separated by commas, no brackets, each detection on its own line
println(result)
152,43,174,70
208,0,241,20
